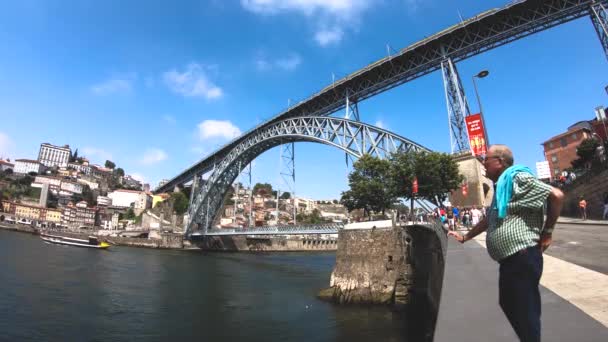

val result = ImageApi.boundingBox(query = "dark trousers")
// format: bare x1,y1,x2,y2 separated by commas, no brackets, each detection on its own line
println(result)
499,246,543,342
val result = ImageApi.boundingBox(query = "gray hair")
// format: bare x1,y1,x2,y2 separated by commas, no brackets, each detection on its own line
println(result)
490,144,514,166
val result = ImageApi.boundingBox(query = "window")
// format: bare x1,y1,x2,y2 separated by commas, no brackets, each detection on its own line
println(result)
554,168,560,175
551,154,558,162
560,138,567,147
548,142,554,149
572,133,577,140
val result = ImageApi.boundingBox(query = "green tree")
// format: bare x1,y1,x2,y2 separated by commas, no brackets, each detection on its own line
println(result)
253,182,274,196
115,168,125,177
223,186,235,205
390,151,462,206
279,191,291,199
125,207,136,220
105,160,116,169
340,154,394,219
171,191,189,215
572,138,600,170
18,175,34,186
297,208,325,224
70,148,79,162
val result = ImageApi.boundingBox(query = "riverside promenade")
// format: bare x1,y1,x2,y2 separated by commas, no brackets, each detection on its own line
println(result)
434,218,608,341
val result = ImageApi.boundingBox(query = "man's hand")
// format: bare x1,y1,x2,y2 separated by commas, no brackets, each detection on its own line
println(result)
448,230,465,243
539,233,552,252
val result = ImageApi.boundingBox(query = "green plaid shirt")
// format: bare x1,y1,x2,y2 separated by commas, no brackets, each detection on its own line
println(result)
486,173,553,261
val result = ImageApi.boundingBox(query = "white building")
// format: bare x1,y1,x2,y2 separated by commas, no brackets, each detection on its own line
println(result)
77,178,99,190
91,165,112,179
97,196,112,206
68,161,92,175
35,175,62,187
38,143,71,168
121,175,142,189
107,189,152,212
14,159,46,175
60,181,83,194
0,160,14,172
294,197,317,214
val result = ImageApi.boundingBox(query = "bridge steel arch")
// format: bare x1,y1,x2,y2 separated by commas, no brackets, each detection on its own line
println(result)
185,117,431,236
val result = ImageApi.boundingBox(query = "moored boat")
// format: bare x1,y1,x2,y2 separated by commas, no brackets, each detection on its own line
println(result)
40,233,110,249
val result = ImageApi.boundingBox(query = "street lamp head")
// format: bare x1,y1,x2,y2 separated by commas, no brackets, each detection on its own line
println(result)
475,70,489,78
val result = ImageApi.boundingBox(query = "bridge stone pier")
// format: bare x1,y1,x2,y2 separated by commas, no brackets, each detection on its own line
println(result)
449,152,494,208
318,221,446,321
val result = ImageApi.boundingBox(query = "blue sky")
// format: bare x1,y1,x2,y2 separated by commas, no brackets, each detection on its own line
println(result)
0,0,606,199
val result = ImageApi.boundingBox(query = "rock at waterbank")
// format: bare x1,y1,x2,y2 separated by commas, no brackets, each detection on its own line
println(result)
317,223,414,308
318,221,445,311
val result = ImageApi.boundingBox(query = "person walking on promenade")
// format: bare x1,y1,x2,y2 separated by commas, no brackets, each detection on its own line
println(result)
603,193,608,220
578,196,587,220
447,144,564,342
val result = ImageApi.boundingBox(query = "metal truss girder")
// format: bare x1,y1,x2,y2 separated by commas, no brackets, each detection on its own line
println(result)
441,58,471,153
590,1,608,59
194,223,344,236
157,0,605,194
185,117,431,236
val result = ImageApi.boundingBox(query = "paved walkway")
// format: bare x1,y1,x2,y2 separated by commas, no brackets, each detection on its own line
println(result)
434,229,608,342
558,216,608,225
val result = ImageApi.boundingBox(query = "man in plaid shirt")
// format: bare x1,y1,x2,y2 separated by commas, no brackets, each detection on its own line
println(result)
448,144,564,342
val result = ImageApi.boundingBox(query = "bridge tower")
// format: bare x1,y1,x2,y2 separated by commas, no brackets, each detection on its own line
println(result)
344,92,360,164
591,1,608,60
441,57,471,154
277,141,296,224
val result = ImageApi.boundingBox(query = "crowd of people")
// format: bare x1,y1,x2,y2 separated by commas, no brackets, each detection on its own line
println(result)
432,205,486,231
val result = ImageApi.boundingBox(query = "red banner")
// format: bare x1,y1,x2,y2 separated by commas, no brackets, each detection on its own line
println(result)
465,113,487,156
412,177,418,194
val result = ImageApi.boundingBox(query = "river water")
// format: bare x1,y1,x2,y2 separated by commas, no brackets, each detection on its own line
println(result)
0,230,430,341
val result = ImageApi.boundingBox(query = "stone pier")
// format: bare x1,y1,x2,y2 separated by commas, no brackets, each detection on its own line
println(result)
318,221,446,314
194,235,338,252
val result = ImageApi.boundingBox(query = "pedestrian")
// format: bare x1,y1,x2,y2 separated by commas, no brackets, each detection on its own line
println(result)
452,206,460,228
471,206,481,226
447,144,564,342
463,208,470,228
578,196,587,220
446,206,455,231
603,193,608,220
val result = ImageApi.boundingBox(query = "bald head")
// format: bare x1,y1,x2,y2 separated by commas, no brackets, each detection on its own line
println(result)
488,144,514,167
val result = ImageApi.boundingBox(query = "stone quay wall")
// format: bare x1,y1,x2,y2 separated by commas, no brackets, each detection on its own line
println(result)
318,222,446,314
561,168,608,219
194,235,338,252
0,224,185,249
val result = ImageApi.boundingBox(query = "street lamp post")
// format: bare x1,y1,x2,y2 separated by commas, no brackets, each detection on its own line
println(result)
472,70,490,148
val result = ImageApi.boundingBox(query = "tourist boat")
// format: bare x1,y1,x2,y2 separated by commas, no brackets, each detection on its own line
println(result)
40,233,110,249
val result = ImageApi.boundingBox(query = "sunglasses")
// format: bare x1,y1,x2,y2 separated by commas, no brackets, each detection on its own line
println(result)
476,155,501,163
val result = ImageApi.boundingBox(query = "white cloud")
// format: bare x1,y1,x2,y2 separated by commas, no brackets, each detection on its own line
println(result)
374,120,386,129
91,74,136,95
314,27,344,46
197,120,242,140
241,0,370,16
162,115,176,125
163,63,223,99
241,0,373,46
404,0,422,13
255,53,302,71
0,132,14,159
140,148,168,165
82,147,113,163
275,54,302,71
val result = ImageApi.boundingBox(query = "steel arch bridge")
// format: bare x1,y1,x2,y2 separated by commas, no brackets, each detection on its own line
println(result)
185,117,431,235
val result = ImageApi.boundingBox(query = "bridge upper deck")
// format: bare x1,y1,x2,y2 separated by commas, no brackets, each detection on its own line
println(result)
156,0,601,194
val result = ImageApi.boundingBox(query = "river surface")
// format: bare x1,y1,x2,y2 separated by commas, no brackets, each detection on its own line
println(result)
0,230,430,342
